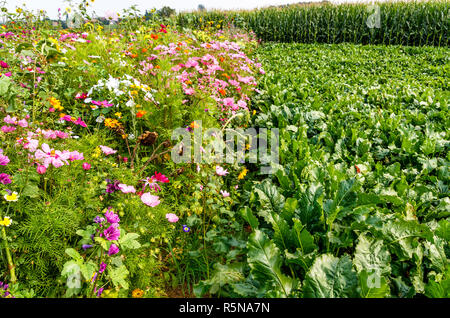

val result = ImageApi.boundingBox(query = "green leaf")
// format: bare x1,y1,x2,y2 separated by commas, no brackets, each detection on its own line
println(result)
118,232,142,250
358,270,390,298
109,265,129,289
269,213,296,252
247,229,297,297
94,237,108,251
303,254,358,298
239,206,259,229
21,184,40,198
61,260,81,277
0,76,11,96
65,248,83,263
80,261,97,281
424,237,448,273
353,234,391,276
296,183,324,230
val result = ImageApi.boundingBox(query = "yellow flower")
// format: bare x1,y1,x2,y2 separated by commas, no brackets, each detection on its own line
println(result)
238,168,248,180
0,216,12,227
132,289,144,298
114,112,122,118
104,118,120,129
49,97,64,111
4,192,19,202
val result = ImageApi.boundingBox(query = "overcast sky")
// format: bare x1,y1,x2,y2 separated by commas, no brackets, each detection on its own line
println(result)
2,0,405,18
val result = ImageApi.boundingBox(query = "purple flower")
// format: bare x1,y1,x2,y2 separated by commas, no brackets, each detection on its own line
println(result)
0,153,10,166
106,180,121,193
104,209,120,225
108,243,119,256
99,262,107,273
0,173,11,185
82,244,93,250
96,287,104,297
93,216,105,224
182,225,190,233
103,225,120,241
91,272,98,283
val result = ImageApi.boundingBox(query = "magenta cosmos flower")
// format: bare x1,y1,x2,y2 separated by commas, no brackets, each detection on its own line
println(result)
34,143,69,168
92,100,113,108
141,171,169,192
0,151,10,166
141,193,160,207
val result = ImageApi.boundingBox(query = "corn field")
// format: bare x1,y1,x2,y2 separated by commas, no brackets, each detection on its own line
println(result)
176,1,449,46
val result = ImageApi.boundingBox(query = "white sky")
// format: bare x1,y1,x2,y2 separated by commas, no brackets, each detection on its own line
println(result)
2,0,406,19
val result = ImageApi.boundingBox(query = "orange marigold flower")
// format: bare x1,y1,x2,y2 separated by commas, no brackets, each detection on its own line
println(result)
136,110,147,118
132,289,144,298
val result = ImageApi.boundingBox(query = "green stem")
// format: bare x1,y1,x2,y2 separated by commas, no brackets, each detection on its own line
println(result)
1,205,16,283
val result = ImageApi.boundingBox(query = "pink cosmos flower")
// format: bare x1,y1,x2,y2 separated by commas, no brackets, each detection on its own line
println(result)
23,139,39,152
68,151,84,161
141,193,160,207
36,165,46,174
1,126,16,133
141,172,169,192
74,118,87,128
75,92,88,99
82,162,91,170
92,100,113,108
0,60,8,68
99,145,117,155
215,165,229,176
17,119,28,128
3,115,16,124
165,213,179,223
104,10,119,22
220,190,230,197
0,151,10,166
34,143,70,168
118,183,136,194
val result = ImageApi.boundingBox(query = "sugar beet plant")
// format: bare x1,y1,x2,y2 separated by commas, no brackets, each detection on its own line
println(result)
195,43,449,298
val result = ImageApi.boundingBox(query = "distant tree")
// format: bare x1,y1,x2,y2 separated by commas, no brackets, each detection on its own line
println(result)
198,4,206,12
157,6,175,18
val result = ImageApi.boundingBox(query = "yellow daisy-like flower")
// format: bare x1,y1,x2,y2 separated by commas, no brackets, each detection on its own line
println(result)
132,288,144,298
0,216,12,227
4,192,19,202
104,118,120,129
114,112,122,118
238,168,248,180
49,97,64,111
